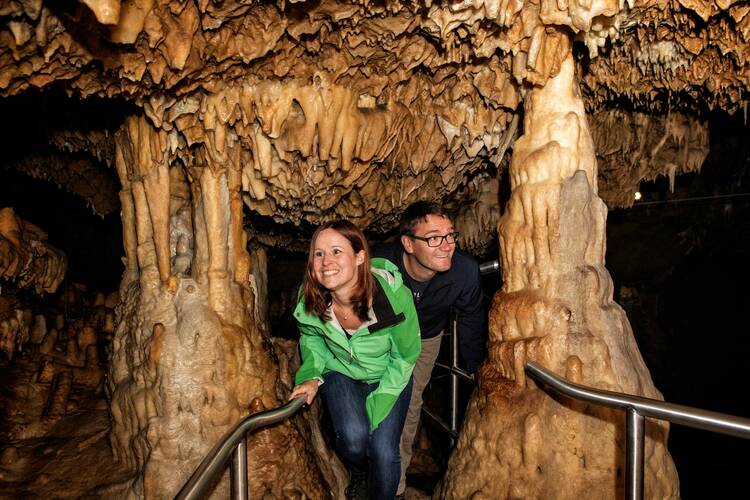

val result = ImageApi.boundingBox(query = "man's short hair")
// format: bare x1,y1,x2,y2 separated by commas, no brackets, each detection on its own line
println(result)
399,201,450,235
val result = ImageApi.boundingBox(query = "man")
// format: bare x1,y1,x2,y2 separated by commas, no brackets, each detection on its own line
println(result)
372,201,487,498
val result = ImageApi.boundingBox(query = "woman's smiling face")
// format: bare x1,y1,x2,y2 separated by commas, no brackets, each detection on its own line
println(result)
312,228,365,294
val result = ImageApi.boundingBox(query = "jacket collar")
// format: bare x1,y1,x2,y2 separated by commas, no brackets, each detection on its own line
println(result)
293,272,405,333
369,275,405,333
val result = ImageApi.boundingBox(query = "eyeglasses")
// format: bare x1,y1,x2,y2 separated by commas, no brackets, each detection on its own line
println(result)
409,231,460,247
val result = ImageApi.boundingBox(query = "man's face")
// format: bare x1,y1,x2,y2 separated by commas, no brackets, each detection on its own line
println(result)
402,214,456,274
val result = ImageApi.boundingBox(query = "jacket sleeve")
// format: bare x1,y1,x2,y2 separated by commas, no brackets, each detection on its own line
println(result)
365,285,421,431
454,260,487,374
294,323,333,385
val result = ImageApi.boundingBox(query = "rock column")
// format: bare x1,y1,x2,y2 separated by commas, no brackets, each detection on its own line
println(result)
439,55,680,499
108,114,328,498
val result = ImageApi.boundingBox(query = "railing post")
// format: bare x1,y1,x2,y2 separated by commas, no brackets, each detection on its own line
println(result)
449,313,459,446
230,438,248,500
625,408,645,500
525,362,750,500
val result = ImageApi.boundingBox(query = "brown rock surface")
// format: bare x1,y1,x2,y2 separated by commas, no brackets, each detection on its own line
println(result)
0,281,132,498
1,0,744,495
438,54,679,499
0,207,66,295
3,0,739,228
107,114,329,497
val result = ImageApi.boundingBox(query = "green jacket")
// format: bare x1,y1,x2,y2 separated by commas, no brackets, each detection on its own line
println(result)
294,258,421,431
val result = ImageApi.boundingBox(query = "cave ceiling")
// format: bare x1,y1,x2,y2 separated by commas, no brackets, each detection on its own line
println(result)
1,0,747,244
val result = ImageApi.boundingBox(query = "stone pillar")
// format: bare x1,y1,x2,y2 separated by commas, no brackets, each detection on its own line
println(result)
439,55,680,499
108,114,329,498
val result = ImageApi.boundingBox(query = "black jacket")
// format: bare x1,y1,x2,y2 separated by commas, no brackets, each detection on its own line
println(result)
371,242,487,373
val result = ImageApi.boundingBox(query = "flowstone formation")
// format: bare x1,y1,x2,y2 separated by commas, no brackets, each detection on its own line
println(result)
108,115,329,497
439,55,679,499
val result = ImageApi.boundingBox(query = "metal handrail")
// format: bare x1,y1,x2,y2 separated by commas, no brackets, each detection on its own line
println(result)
422,259,500,446
434,362,474,383
525,361,750,500
175,396,306,500
479,259,500,274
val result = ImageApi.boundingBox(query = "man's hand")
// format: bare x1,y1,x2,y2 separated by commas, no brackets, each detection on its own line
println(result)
290,379,320,405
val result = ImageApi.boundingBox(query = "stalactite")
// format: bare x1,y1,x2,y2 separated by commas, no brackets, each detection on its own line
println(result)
143,161,173,290
228,147,250,286
131,180,159,285
197,163,231,319
115,137,139,285
0,207,67,296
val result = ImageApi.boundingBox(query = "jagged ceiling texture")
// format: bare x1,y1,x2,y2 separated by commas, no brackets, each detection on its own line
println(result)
2,0,746,229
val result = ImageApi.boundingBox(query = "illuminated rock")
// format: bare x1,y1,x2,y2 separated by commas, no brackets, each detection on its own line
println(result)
2,0,744,495
0,208,66,295
439,54,679,499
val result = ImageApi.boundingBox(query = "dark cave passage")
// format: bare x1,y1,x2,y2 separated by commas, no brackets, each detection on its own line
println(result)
607,111,750,499
0,169,123,292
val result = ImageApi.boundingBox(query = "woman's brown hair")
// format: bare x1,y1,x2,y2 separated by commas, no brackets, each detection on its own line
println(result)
303,220,375,322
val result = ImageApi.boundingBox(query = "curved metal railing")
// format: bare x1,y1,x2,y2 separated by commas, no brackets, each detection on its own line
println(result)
175,396,306,500
525,361,750,500
423,259,499,445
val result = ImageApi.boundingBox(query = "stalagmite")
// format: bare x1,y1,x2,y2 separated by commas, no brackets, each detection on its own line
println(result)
107,113,329,497
30,314,47,343
439,54,679,499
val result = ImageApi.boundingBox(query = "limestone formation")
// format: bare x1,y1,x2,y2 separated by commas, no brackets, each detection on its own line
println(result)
0,208,67,295
1,0,746,496
0,280,134,497
107,114,328,497
4,0,740,230
594,110,710,208
439,55,679,499
0,302,31,361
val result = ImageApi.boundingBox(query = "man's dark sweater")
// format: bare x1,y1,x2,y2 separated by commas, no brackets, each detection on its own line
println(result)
371,242,487,373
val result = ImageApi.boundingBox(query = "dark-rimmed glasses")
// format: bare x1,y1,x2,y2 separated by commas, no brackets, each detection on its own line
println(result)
409,231,460,247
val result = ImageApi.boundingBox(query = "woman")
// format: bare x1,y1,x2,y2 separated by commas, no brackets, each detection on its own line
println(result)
290,220,421,500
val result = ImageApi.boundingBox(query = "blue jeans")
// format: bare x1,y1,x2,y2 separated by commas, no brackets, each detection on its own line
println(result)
321,371,413,500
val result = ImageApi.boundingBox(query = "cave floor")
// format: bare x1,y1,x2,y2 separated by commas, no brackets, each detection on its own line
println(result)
0,352,134,498
0,349,440,499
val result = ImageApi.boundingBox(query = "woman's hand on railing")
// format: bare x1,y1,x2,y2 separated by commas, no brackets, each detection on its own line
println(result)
290,379,320,405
